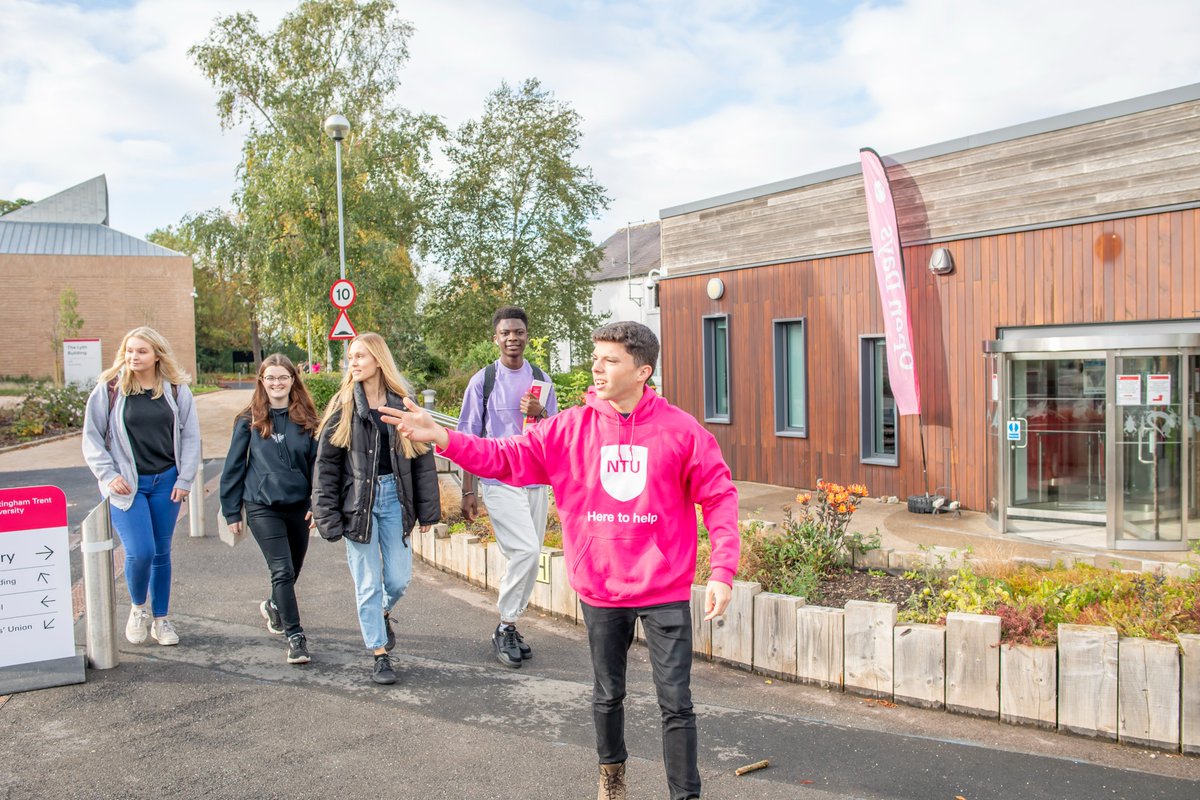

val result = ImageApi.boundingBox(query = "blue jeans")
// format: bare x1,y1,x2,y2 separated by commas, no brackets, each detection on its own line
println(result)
109,466,181,618
344,474,411,650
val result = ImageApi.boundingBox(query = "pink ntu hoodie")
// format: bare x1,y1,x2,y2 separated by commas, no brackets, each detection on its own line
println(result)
439,386,740,608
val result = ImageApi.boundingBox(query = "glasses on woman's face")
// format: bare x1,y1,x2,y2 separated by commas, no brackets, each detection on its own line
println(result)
262,374,293,384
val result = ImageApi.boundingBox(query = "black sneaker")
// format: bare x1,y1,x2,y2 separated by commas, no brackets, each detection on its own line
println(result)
371,654,397,685
513,627,532,660
384,612,396,652
260,599,284,635
493,625,522,668
286,633,311,665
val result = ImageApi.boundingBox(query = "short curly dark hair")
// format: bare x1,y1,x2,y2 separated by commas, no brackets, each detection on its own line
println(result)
592,321,659,368
492,306,529,331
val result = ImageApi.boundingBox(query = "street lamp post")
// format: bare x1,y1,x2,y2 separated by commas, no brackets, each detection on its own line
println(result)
323,113,351,363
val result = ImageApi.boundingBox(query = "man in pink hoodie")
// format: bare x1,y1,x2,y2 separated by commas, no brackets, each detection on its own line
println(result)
384,321,739,800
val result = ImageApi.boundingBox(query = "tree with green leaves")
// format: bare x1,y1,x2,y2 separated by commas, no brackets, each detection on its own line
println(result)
425,78,609,367
188,0,442,361
51,287,84,385
149,212,266,369
0,198,32,217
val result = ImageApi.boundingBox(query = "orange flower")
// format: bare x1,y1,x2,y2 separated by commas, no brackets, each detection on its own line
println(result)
797,493,812,504
816,479,827,491
837,504,848,513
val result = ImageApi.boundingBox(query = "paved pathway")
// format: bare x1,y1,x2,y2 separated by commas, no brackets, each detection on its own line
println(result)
0,389,1197,798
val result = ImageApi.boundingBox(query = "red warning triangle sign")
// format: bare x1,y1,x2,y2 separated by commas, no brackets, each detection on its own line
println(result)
328,308,358,341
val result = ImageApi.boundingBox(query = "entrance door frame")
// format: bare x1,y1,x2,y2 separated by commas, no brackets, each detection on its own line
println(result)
985,330,1200,552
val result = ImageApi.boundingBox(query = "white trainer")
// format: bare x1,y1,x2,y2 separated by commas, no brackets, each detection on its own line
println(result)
151,617,179,646
125,605,151,644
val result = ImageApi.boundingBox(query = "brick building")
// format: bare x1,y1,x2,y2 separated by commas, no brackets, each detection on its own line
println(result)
0,176,196,380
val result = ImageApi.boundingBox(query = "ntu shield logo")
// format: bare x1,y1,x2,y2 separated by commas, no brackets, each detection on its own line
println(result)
599,445,648,501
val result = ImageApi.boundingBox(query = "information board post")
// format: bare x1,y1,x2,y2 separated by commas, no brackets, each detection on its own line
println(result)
0,486,86,694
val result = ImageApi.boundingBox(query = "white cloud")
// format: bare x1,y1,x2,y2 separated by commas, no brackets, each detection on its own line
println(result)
3,0,1199,244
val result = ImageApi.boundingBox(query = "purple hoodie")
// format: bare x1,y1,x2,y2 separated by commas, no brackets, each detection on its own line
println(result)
439,386,740,608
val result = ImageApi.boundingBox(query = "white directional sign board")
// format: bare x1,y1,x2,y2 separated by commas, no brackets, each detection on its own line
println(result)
0,486,74,668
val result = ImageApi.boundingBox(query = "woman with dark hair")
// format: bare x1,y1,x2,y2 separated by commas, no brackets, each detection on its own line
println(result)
219,354,321,664
311,332,440,685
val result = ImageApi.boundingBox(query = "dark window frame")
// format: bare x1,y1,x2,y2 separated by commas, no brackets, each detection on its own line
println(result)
860,334,899,466
772,317,808,437
702,314,731,424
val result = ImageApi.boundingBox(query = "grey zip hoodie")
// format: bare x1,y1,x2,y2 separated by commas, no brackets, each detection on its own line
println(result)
81,375,202,511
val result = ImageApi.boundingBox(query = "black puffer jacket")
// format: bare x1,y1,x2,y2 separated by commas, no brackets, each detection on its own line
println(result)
312,384,441,543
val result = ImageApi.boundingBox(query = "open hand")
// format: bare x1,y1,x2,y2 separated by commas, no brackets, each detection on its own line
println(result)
379,397,449,449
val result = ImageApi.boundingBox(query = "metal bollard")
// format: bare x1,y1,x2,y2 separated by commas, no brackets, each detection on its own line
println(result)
188,456,206,538
81,499,119,670
421,389,436,410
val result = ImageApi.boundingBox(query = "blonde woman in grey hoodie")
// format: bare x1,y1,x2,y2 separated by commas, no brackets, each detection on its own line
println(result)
82,327,201,646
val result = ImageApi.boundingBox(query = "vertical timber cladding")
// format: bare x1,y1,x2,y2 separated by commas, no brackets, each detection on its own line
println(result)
659,208,1200,512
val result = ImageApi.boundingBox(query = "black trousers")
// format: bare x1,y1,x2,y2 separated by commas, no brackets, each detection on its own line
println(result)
581,600,700,800
245,501,310,637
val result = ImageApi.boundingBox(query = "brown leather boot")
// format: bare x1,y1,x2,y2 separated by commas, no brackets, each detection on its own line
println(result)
597,762,626,800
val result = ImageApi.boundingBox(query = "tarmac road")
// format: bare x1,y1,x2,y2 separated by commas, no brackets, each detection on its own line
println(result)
0,390,1197,798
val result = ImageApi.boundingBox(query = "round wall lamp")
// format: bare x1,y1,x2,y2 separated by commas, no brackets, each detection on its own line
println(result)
706,277,725,300
928,247,954,275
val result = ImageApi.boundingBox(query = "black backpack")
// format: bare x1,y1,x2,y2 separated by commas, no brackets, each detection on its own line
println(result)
478,361,547,438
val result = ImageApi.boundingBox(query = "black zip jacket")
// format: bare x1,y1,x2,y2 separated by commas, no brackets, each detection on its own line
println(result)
311,384,441,543
220,407,319,522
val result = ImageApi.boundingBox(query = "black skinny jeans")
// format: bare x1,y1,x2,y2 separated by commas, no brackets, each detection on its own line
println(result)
244,501,310,637
581,600,700,800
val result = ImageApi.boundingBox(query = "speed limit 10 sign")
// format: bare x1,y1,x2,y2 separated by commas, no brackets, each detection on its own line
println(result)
330,279,356,309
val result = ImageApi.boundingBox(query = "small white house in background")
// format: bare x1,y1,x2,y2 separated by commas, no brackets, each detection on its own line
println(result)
556,221,662,379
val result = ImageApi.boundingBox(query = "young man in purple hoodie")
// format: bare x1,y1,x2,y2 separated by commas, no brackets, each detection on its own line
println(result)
457,306,558,667
384,321,739,800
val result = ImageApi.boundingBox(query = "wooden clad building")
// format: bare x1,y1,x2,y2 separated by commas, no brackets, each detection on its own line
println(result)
657,84,1200,552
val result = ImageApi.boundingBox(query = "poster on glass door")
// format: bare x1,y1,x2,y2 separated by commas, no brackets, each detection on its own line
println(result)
1146,374,1171,405
1116,374,1141,406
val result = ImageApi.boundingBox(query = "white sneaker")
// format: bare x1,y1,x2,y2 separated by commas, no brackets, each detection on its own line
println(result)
125,605,151,644
151,617,179,646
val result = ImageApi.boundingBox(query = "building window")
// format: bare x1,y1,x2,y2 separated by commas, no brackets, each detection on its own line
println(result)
861,336,898,465
703,315,730,422
773,319,807,436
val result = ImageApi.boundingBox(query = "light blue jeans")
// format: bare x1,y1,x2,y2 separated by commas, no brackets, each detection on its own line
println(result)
344,474,412,650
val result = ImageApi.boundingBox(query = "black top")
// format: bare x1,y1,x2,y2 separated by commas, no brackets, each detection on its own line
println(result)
218,406,319,521
123,391,175,475
368,409,393,476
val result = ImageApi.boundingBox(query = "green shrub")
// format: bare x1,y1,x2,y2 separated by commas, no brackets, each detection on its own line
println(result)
552,368,592,409
898,558,1200,645
302,373,342,417
11,383,89,440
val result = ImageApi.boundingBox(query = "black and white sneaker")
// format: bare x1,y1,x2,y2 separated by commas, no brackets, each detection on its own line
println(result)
384,612,396,652
287,634,311,665
493,624,522,668
513,627,532,660
372,653,397,685
260,599,284,635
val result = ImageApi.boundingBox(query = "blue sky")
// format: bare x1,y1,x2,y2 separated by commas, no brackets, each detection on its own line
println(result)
3,0,1200,247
